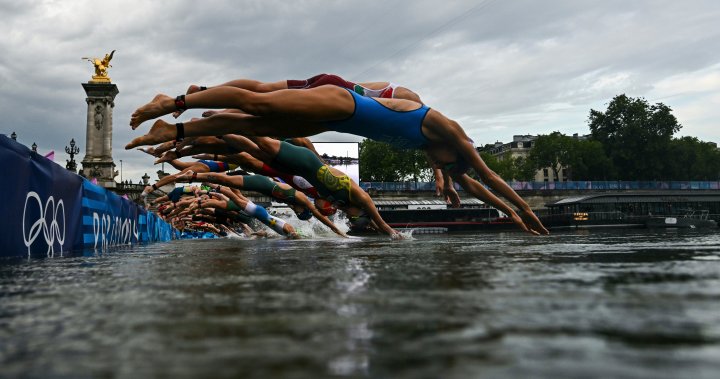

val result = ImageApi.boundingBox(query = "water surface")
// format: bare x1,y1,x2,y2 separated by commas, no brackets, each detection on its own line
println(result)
2,229,720,378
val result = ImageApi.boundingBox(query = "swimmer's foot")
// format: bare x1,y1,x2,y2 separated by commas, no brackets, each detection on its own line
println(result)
137,147,157,157
125,119,179,149
152,141,179,156
130,94,175,129
172,85,207,118
176,170,196,183
154,150,178,164
191,153,213,160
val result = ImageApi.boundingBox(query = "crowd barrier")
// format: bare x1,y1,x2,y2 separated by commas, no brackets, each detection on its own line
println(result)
360,180,720,192
0,135,175,258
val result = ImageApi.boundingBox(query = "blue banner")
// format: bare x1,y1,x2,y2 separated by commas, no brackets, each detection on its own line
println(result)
0,135,174,258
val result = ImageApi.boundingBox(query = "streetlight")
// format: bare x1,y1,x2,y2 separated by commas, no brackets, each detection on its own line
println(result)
10,132,16,141
31,142,37,152
65,138,79,172
119,159,123,183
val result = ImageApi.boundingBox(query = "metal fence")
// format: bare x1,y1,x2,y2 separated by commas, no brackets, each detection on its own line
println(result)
360,181,720,192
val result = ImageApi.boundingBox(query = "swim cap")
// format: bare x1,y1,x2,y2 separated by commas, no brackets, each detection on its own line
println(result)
349,212,371,229
314,198,337,216
296,208,313,221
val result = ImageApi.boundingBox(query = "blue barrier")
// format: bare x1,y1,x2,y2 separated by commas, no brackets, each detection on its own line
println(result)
0,135,174,258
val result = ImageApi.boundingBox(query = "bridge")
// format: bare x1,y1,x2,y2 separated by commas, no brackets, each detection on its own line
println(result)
361,181,720,209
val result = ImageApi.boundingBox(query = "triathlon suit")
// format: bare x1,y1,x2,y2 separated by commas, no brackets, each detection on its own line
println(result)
198,160,238,172
272,141,352,206
214,208,254,226
288,74,400,98
241,175,300,206
287,73,354,90
324,88,431,149
351,82,399,98
257,163,321,199
167,186,196,203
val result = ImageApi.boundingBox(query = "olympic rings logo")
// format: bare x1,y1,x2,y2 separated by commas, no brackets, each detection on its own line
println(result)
22,192,66,256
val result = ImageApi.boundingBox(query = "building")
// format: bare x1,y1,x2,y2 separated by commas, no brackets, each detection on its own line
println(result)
481,133,589,182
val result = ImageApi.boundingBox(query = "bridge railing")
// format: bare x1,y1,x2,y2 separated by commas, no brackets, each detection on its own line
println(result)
360,181,720,192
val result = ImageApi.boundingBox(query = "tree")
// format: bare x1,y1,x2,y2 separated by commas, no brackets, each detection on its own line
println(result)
589,94,681,180
569,139,616,180
359,139,432,182
527,132,574,180
665,137,720,180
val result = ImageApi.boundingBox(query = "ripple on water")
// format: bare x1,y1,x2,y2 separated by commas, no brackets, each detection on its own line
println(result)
2,230,720,378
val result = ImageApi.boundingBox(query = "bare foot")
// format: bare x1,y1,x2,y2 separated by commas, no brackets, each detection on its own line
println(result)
137,147,157,157
154,151,178,164
176,170,196,182
125,119,177,149
130,94,174,129
153,141,179,155
191,154,213,160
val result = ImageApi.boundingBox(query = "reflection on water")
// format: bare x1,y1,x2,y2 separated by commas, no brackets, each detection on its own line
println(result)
2,229,720,378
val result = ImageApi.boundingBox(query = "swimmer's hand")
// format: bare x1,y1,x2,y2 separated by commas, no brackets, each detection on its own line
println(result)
251,230,269,238
519,208,550,235
443,186,461,208
390,232,404,240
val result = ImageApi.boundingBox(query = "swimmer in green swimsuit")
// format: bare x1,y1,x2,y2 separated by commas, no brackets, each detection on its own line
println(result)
208,135,401,238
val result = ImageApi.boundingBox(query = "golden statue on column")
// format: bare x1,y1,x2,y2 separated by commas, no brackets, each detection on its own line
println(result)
82,50,115,83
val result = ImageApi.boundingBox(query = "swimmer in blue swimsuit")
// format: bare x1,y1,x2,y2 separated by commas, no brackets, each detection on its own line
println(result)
128,83,549,235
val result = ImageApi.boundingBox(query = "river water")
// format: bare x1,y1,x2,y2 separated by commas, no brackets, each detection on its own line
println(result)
2,229,720,378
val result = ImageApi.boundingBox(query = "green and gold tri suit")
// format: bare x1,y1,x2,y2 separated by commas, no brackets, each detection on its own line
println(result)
272,141,352,205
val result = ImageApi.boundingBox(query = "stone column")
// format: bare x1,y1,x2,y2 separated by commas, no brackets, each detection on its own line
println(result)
81,82,119,188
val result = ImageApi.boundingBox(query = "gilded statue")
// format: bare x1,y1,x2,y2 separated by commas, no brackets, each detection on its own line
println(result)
82,50,115,82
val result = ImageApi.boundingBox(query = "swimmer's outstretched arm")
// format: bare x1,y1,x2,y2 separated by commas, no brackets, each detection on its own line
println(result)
350,186,401,239
293,191,348,238
455,148,548,235
439,169,461,208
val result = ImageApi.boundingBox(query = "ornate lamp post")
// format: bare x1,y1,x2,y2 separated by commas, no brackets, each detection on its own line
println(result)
65,138,80,172
10,132,17,141
120,159,123,183
31,142,37,152
142,173,150,185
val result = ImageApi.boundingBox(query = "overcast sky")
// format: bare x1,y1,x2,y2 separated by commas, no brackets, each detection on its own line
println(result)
1,0,719,182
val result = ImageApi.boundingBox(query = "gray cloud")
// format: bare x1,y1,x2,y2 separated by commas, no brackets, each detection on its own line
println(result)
2,0,719,182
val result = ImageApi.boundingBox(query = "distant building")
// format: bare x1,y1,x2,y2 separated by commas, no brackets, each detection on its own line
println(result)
480,133,589,182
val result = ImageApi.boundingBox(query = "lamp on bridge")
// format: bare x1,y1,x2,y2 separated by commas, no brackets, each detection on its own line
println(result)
142,173,150,185
31,142,37,152
10,132,16,141
65,138,80,173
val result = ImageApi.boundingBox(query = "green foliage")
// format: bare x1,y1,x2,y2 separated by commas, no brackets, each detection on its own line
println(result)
664,137,720,180
527,132,574,179
359,139,432,182
478,151,536,181
568,139,616,180
589,94,681,180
